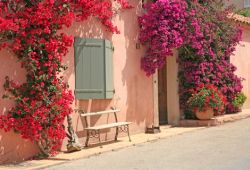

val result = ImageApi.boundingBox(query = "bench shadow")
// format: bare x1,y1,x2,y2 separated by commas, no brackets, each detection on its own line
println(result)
43,158,70,161
63,139,124,153
81,139,123,149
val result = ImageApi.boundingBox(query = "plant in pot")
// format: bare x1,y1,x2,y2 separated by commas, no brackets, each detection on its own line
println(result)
232,92,247,112
187,84,227,120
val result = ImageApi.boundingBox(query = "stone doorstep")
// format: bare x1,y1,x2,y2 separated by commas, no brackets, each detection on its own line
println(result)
179,110,250,127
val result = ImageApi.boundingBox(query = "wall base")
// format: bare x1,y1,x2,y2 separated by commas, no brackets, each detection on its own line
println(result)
145,126,161,134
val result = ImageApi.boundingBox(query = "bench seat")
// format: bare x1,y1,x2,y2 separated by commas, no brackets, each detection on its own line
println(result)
85,122,132,130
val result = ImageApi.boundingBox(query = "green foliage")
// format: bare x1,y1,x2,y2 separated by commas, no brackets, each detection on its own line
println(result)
232,92,247,107
237,8,250,17
187,84,226,114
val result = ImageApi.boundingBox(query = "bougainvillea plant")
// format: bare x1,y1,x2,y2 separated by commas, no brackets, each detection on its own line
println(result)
138,0,188,76
178,0,243,116
0,0,131,157
139,0,244,117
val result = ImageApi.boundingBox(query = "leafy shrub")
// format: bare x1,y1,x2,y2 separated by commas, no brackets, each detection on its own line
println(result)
232,92,247,108
237,9,250,17
187,84,226,114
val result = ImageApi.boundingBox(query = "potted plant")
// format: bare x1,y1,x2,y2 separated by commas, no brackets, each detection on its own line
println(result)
187,84,227,120
232,92,247,111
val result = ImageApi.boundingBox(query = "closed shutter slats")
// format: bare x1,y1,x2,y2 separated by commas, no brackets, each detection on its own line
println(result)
74,38,114,99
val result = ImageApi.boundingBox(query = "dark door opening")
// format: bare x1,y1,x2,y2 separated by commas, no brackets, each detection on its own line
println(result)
158,64,168,125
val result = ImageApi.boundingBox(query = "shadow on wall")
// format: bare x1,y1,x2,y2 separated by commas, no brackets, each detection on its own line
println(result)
0,49,39,164
75,99,118,143
60,1,155,146
119,1,154,131
60,18,116,148
63,19,114,108
62,18,112,83
61,1,154,138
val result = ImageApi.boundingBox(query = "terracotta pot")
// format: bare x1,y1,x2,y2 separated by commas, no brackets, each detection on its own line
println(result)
195,108,214,120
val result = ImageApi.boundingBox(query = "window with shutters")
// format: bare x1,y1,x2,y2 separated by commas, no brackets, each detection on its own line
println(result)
244,0,250,7
74,38,114,99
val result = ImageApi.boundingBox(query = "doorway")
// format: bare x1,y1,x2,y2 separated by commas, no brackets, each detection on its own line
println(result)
158,64,168,125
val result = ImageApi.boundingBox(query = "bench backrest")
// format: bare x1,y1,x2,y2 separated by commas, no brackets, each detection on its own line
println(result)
79,109,120,117
76,108,121,128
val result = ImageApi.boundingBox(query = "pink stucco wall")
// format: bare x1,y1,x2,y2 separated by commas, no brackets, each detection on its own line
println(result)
0,1,154,163
225,0,244,9
231,25,250,109
61,0,154,149
0,49,39,164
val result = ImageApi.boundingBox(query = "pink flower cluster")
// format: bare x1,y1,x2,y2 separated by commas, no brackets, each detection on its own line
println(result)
138,0,188,75
178,1,243,114
139,0,243,115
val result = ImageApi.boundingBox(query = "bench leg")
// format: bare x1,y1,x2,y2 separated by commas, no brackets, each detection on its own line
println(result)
127,125,131,142
115,127,119,141
98,130,103,148
85,130,90,147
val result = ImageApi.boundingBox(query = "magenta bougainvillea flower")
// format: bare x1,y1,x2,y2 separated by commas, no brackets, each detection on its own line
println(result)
139,0,243,116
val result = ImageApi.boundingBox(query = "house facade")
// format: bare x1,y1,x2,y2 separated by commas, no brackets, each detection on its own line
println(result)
0,0,249,164
225,1,250,109
230,17,250,109
0,0,180,163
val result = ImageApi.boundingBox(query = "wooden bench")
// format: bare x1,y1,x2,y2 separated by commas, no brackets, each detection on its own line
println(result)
76,108,131,147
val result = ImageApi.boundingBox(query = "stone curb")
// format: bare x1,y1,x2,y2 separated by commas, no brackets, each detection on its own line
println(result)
179,110,250,127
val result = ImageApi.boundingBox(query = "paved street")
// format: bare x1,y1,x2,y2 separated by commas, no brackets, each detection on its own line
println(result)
45,118,250,170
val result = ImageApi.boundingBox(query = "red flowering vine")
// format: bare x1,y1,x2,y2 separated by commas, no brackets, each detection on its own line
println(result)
0,0,130,157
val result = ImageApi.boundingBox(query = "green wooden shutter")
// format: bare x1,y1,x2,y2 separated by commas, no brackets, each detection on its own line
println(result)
74,38,114,99
104,40,114,99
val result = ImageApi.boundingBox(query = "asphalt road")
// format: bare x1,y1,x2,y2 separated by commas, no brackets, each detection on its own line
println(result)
45,118,250,170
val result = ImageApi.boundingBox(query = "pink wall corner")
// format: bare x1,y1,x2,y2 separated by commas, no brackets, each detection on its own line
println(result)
61,0,154,146
231,25,250,109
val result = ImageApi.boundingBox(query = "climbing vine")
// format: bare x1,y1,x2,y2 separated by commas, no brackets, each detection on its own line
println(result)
139,0,243,116
0,0,131,157
138,0,188,76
